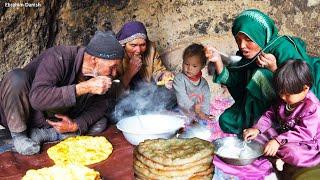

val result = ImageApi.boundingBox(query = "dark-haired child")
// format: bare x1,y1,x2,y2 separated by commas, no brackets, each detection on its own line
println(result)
173,43,213,121
243,60,320,167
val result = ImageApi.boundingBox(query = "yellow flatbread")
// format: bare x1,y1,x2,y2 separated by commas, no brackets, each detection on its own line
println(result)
47,136,113,166
22,164,101,180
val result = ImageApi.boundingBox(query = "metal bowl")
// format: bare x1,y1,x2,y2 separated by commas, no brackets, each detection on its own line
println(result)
212,136,264,166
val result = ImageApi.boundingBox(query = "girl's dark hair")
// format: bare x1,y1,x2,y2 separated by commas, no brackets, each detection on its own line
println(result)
273,60,313,95
183,43,207,66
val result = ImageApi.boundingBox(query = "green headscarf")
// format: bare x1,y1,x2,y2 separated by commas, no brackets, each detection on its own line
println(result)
216,9,320,134
231,9,320,98
232,9,279,49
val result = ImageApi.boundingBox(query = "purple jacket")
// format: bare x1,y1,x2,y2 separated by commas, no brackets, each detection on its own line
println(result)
254,91,320,146
24,45,108,134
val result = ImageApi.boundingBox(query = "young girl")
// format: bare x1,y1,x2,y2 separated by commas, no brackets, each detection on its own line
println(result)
173,43,213,121
243,60,320,168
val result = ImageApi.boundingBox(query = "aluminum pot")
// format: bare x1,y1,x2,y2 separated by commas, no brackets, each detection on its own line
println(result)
212,136,264,166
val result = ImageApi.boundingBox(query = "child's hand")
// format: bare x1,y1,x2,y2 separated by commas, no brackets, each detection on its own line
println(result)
196,111,214,121
264,139,280,157
157,71,174,89
194,103,202,114
243,128,260,141
204,46,222,63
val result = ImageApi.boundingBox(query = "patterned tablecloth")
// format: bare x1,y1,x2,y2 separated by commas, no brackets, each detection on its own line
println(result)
0,125,134,180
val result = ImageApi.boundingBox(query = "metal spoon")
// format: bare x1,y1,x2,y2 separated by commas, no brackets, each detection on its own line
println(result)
112,79,120,83
218,51,242,64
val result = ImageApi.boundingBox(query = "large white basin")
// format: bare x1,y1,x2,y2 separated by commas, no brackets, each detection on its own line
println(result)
116,114,185,145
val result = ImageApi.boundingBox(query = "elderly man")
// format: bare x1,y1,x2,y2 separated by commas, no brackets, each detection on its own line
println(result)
0,30,124,155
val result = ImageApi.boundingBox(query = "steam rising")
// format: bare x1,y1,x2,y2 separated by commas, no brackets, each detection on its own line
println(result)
113,82,176,121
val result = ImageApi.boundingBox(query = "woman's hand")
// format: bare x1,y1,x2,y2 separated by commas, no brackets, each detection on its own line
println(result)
205,46,222,63
264,139,280,156
128,55,143,77
47,114,78,133
204,46,224,74
256,52,277,72
243,128,260,141
121,55,143,89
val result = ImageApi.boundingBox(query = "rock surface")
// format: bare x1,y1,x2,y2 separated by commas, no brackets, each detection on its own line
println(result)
1,0,319,78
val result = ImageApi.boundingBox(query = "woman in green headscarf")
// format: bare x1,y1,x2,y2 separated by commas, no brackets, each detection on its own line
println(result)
206,9,320,134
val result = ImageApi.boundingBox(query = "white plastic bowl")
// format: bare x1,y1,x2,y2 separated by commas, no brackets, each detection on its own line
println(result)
116,114,185,145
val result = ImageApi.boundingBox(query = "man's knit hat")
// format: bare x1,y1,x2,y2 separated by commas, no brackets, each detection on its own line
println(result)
85,30,124,60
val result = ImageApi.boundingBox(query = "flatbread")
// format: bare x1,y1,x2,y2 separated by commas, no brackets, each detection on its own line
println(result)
134,165,213,180
134,148,212,170
189,174,213,180
22,164,101,180
47,136,113,166
134,158,210,177
137,138,214,166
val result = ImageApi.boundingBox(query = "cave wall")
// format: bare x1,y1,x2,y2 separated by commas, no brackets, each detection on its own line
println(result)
1,0,319,78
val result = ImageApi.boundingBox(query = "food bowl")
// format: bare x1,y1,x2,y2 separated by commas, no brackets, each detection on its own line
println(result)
178,121,212,141
212,136,264,166
116,114,185,145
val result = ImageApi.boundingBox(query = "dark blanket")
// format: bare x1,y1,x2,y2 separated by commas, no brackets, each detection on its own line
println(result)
0,126,134,179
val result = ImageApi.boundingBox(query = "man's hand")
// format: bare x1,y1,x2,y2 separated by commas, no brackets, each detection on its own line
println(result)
76,76,112,96
243,128,260,141
47,114,78,133
264,139,280,156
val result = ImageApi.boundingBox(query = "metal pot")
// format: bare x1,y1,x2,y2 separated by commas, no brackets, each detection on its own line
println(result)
212,136,264,166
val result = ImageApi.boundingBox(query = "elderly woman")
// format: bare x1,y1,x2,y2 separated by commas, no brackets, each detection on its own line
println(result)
206,9,320,135
116,21,174,90
112,21,176,117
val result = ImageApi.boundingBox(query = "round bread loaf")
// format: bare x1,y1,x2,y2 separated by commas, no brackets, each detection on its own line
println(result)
137,138,214,166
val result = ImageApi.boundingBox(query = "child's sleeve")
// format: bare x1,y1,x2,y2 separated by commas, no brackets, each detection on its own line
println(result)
173,73,194,112
275,101,320,145
253,106,276,133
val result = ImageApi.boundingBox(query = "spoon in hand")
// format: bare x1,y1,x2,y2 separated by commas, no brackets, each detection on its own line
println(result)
217,50,242,64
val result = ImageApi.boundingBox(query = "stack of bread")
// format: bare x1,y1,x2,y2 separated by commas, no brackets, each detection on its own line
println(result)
134,138,214,179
